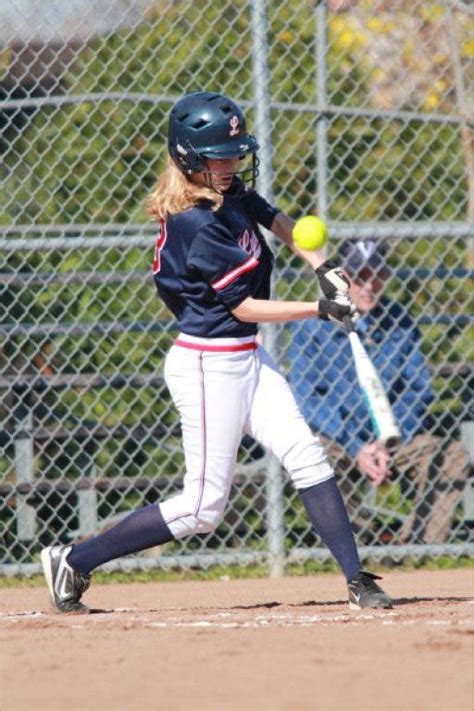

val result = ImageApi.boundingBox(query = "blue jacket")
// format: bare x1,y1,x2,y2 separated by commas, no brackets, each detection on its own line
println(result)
287,299,434,459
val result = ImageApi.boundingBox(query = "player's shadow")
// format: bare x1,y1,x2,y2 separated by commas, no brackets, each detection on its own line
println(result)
230,595,473,611
64,594,472,615
231,599,344,610
392,595,472,606
88,607,117,614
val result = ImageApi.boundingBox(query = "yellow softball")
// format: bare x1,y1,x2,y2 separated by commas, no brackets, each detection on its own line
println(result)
292,216,328,251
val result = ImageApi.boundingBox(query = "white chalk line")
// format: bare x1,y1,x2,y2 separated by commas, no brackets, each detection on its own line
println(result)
1,608,473,630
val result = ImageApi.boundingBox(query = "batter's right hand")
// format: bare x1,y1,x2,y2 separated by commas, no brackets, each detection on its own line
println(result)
317,298,355,323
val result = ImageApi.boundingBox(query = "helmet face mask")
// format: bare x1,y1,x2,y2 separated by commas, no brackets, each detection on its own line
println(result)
168,92,260,191
199,153,260,194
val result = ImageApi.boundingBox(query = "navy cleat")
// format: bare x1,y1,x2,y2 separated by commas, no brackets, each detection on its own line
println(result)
41,545,91,613
348,571,393,610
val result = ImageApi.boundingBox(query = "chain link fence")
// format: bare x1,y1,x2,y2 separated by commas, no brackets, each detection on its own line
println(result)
1,0,473,575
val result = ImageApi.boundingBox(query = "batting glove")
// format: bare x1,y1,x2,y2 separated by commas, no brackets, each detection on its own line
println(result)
315,260,351,301
318,298,356,324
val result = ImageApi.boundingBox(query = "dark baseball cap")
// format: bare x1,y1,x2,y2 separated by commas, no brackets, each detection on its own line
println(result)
338,240,389,275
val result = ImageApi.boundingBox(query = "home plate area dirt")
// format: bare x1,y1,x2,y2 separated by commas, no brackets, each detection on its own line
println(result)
1,568,473,711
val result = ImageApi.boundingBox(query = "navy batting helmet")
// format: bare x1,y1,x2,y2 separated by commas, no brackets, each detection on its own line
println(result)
168,91,259,186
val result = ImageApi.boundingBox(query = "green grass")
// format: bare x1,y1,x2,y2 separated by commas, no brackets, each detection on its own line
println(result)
0,556,472,589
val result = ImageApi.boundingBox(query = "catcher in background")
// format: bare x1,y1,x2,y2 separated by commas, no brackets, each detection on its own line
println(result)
288,240,469,544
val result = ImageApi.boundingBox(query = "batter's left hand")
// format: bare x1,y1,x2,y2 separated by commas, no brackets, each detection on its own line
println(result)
315,260,351,301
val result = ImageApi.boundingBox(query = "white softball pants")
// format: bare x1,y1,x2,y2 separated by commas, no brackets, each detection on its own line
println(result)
159,335,334,539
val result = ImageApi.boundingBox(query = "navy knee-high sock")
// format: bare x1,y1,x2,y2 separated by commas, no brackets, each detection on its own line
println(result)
300,477,361,582
67,504,174,575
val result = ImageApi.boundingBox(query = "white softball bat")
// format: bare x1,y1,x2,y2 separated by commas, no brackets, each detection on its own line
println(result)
343,317,401,448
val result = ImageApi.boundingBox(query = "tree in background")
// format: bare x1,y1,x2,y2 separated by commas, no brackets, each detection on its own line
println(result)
0,0,470,226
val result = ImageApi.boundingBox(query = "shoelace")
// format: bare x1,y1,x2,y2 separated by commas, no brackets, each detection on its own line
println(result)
358,573,384,593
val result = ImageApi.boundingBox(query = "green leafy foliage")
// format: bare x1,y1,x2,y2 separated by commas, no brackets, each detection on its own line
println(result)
1,1,468,225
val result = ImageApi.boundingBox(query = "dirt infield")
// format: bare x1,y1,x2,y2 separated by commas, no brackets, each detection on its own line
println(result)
1,568,473,711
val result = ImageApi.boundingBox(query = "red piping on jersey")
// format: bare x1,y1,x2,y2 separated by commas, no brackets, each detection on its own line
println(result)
211,255,259,290
175,339,257,352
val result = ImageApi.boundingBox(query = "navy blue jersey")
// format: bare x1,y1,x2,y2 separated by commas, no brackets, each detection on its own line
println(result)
152,181,278,337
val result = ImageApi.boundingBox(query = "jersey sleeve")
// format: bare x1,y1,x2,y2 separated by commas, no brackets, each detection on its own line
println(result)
187,222,259,309
240,186,279,230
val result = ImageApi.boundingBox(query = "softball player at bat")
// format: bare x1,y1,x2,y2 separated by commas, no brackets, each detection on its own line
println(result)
41,91,392,613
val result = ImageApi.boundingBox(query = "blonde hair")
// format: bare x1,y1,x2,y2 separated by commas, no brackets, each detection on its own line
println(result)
147,158,223,221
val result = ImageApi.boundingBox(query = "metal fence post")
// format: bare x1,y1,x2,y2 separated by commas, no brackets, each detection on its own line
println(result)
77,464,98,537
460,421,474,521
14,393,36,541
315,0,329,220
251,0,286,577
446,5,474,223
